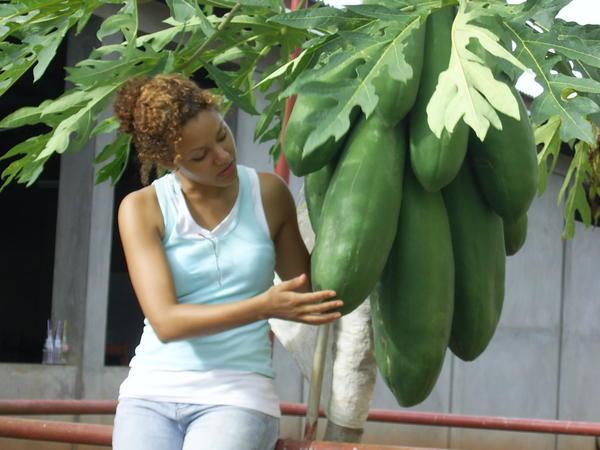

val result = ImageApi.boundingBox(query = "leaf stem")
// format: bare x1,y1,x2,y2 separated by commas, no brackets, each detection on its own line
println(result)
177,3,242,73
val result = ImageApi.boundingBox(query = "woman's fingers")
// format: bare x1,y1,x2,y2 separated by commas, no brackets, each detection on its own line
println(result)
301,299,343,314
299,312,342,325
295,289,338,304
278,273,309,291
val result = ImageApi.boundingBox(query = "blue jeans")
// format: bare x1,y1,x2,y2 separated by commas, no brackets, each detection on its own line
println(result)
112,398,280,450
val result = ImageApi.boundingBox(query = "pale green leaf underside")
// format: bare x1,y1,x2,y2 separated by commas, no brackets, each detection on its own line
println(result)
427,6,526,141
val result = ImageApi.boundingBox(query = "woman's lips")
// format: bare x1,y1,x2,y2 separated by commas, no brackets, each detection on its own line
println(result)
219,162,236,178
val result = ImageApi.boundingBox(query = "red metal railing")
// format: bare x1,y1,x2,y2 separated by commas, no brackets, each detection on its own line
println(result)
0,416,112,446
2,399,600,447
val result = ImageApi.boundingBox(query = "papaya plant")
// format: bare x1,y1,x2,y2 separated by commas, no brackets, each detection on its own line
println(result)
0,0,598,243
1,0,599,408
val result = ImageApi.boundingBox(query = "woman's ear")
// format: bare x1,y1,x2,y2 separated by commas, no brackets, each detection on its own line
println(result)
172,152,182,167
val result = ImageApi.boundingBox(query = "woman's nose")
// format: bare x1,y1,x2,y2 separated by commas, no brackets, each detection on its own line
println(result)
214,146,231,164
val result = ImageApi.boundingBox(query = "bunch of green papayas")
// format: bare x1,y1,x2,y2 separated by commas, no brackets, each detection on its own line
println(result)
283,6,538,407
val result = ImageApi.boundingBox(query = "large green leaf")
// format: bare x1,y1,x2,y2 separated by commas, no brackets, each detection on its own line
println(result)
95,133,132,185
280,6,427,155
200,0,282,12
544,20,600,69
0,90,88,129
535,115,562,195
502,20,600,144
0,133,51,190
469,0,571,29
66,45,162,88
97,0,138,48
37,84,119,160
0,0,108,96
268,6,371,31
426,3,527,141
559,141,593,239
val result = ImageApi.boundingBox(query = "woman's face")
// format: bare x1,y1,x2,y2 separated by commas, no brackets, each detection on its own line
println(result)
173,109,238,187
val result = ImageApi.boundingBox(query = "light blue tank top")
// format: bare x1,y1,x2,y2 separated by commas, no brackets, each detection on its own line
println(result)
129,165,276,378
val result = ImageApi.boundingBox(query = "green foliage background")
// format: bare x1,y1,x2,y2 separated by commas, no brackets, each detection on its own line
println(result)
0,0,598,238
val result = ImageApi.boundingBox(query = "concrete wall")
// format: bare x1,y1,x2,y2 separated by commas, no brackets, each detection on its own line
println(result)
1,4,599,450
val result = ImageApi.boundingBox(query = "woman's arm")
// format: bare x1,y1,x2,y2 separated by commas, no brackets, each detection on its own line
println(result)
259,172,318,291
118,186,341,343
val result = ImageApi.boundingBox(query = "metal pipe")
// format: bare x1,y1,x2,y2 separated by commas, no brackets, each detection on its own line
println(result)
303,323,331,440
0,416,112,446
276,439,443,450
0,399,117,415
280,403,600,437
2,399,600,437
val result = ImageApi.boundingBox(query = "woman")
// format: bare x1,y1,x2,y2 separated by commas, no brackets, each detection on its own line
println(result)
112,74,343,450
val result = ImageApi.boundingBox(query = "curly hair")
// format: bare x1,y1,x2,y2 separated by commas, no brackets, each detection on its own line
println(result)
114,74,221,184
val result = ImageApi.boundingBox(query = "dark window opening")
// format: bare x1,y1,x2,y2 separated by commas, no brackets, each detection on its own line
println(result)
0,41,67,363
104,154,147,366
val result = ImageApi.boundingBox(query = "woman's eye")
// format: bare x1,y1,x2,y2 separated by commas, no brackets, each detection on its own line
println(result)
217,133,227,142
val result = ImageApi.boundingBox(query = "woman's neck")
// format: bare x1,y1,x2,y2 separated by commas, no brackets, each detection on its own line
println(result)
175,168,236,201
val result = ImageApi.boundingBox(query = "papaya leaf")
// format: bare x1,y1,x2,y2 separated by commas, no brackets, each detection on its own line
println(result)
137,26,182,53
166,0,215,37
0,42,36,97
280,13,425,155
97,0,138,50
37,84,119,160
502,20,600,144
254,93,282,142
551,74,600,95
0,88,91,129
0,105,42,129
39,90,90,117
66,45,161,88
70,110,96,154
91,116,120,137
560,141,593,239
547,20,600,69
426,3,527,141
574,62,600,125
95,133,132,185
535,115,562,194
0,1,109,95
167,0,199,23
200,61,258,115
0,133,51,191
201,0,282,12
267,6,371,31
469,0,571,29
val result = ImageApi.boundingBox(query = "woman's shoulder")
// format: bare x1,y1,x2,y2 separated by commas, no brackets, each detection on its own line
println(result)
257,171,295,229
118,184,164,234
120,184,157,211
257,171,288,197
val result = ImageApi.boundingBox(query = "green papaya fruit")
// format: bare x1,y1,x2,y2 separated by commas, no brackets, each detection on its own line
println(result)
503,214,528,256
442,161,506,361
311,114,405,315
305,157,337,234
371,162,454,406
469,84,538,223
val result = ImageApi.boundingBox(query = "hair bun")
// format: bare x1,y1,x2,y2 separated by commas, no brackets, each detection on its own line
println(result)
114,76,150,134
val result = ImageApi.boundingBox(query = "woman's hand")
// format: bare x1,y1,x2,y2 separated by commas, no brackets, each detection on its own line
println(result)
260,274,343,325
